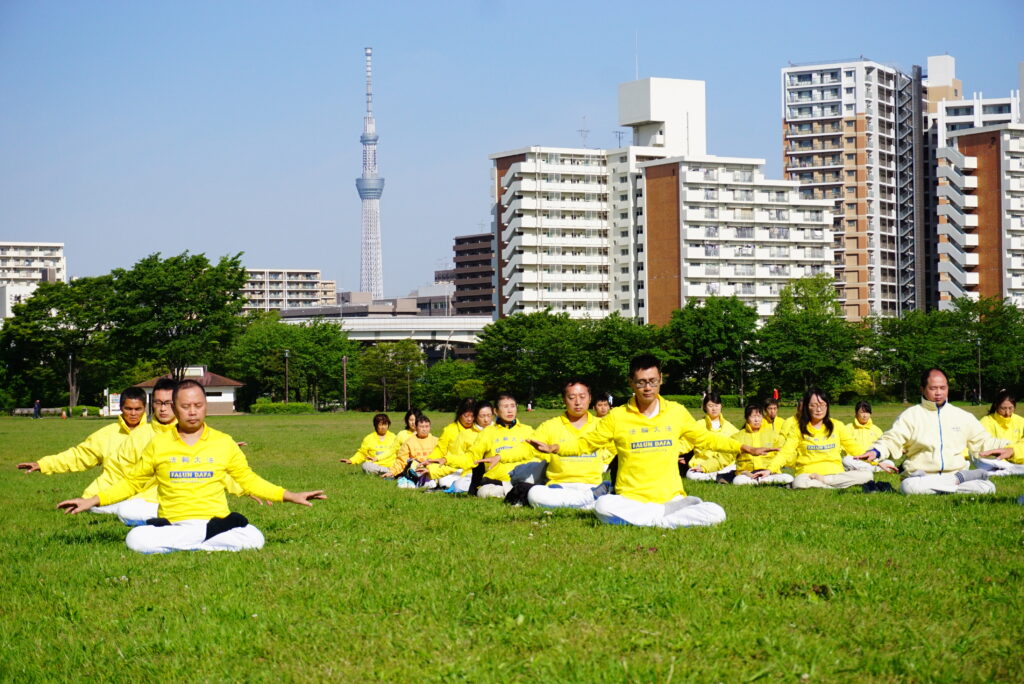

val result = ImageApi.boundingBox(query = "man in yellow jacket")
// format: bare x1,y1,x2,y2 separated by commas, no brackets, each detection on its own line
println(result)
18,387,149,516
56,380,325,553
529,355,775,528
858,369,1010,495
525,379,614,510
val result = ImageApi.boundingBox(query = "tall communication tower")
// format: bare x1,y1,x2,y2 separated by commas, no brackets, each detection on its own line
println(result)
356,47,384,299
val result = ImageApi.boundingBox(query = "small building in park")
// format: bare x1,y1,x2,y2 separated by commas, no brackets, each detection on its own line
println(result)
135,366,244,415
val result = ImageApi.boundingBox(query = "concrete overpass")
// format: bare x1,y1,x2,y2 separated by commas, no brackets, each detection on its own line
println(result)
280,313,492,346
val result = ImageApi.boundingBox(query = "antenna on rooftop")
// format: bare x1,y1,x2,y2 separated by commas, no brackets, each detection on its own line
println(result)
578,116,590,148
613,130,627,147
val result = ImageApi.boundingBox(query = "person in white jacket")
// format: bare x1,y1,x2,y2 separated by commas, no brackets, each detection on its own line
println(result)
857,368,1011,495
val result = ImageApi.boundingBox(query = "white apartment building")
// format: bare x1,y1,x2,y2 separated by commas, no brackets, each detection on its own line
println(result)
242,269,337,313
925,55,1022,148
491,78,707,321
641,155,834,322
0,241,66,319
936,124,1024,308
781,59,923,320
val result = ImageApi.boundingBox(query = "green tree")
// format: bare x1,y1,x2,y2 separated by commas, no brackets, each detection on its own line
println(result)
659,297,758,395
109,252,248,379
951,296,1024,399
755,275,862,397
867,310,967,402
474,311,591,400
358,340,425,411
415,359,478,410
580,314,659,398
0,276,117,408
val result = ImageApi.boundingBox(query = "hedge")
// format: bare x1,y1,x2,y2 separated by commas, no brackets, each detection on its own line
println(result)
250,402,316,415
663,394,743,409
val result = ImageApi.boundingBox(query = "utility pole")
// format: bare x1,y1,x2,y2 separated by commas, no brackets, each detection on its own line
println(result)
342,355,348,411
284,349,290,403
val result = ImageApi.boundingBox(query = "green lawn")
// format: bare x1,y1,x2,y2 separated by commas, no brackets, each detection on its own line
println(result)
1,406,1022,682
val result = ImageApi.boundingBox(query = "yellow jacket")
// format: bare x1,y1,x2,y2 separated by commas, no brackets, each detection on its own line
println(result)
770,419,863,475
87,419,180,503
559,395,741,504
349,431,400,466
427,421,470,462
395,429,414,446
873,400,1007,475
842,418,883,457
733,425,780,473
532,413,613,486
388,434,439,477
466,421,536,482
779,415,799,443
758,417,785,448
427,424,481,479
979,413,1024,464
688,415,739,472
38,415,144,496
98,424,284,523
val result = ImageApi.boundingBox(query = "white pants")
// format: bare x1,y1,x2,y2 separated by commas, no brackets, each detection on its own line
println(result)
686,463,735,482
477,482,512,499
974,458,1024,477
733,472,794,486
527,482,598,510
842,455,897,473
92,499,160,527
593,494,726,529
792,470,872,490
443,473,471,493
125,519,265,554
361,462,391,476
900,472,996,495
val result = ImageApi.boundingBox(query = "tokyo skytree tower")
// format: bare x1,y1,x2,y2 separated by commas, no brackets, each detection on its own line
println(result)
355,47,384,299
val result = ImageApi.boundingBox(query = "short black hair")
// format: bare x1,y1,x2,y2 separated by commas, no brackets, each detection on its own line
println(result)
415,414,431,425
474,400,493,419
153,378,177,393
120,386,147,407
629,354,661,378
495,392,517,407
920,367,948,388
987,389,1016,416
702,391,723,411
455,397,477,421
562,378,592,396
172,379,206,403
744,403,763,421
373,413,391,428
854,401,872,414
765,397,779,408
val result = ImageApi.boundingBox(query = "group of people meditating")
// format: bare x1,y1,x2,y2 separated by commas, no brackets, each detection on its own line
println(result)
17,354,1023,551
342,355,1023,529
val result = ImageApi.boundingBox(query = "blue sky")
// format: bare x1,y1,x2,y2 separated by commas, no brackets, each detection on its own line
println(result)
2,0,1021,296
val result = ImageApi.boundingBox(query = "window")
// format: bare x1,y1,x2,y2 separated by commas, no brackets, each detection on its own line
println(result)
735,226,754,239
735,244,755,257
735,170,754,182
735,189,754,201
705,263,720,276
704,207,718,218
705,188,718,200
704,226,719,238
704,244,720,257
770,246,790,258
768,227,790,240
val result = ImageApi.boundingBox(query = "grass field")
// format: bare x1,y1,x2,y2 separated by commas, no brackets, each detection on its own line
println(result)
1,404,1022,682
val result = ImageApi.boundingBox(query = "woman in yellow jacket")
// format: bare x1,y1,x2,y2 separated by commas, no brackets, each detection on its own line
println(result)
976,390,1024,476
754,388,874,490
841,401,896,473
686,392,739,482
733,403,793,486
416,401,494,491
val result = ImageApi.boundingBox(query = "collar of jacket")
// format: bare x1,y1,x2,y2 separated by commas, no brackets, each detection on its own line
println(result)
920,398,946,411
853,418,875,429
992,412,1014,428
496,418,517,429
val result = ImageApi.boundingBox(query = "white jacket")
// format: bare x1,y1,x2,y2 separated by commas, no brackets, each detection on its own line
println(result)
872,399,1007,475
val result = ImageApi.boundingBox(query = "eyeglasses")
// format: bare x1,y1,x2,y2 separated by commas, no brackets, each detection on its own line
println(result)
632,379,661,388
153,401,174,408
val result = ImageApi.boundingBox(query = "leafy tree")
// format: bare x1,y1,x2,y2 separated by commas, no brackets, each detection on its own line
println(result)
474,311,591,401
109,252,248,380
659,297,758,395
580,314,659,399
452,378,486,402
867,309,967,402
415,359,478,410
0,276,116,408
755,275,862,397
358,340,425,411
950,296,1024,399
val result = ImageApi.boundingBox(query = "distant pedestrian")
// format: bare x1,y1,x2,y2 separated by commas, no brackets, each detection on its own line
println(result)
33,399,41,419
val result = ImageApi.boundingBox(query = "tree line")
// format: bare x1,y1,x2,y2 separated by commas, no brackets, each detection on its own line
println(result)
2,252,1021,412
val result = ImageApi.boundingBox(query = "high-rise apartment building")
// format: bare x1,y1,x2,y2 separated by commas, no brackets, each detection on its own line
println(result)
491,78,706,321
934,124,1024,308
242,269,337,313
449,233,496,317
0,241,66,319
780,59,924,320
641,155,833,325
